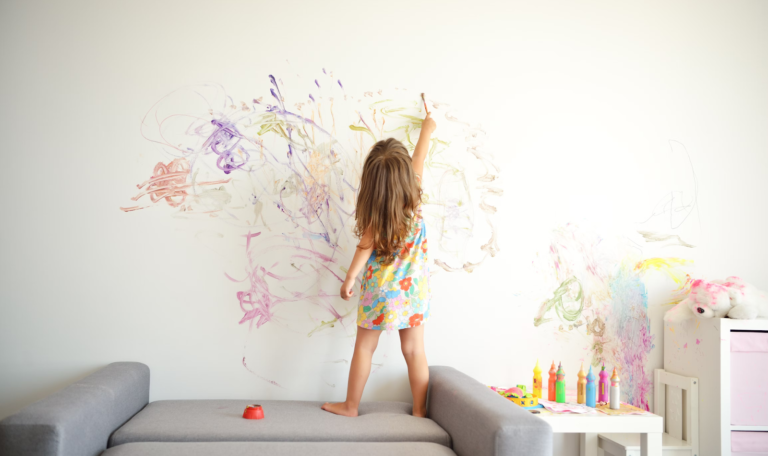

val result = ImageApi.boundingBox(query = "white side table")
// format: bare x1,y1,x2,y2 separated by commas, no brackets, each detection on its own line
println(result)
535,406,663,456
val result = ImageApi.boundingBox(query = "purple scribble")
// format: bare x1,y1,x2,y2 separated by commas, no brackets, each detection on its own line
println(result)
337,80,343,89
309,94,315,103
268,74,284,110
314,79,320,88
203,119,249,174
608,265,653,410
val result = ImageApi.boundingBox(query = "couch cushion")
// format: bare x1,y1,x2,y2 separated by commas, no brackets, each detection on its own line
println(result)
108,400,451,447
102,441,458,456
0,362,149,456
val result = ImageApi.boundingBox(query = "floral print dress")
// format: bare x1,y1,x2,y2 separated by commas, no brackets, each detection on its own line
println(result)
357,178,430,333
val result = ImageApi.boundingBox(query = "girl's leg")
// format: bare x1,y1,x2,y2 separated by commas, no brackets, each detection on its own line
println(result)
321,326,382,417
399,324,428,417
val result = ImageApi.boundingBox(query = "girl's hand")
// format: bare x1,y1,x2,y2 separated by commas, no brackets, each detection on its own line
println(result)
340,277,356,300
421,112,436,136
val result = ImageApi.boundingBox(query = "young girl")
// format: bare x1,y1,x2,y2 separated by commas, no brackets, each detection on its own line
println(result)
322,111,437,418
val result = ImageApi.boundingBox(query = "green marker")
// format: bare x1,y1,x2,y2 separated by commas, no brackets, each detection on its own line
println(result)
556,362,566,403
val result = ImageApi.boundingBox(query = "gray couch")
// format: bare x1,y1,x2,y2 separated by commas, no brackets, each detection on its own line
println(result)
0,363,552,456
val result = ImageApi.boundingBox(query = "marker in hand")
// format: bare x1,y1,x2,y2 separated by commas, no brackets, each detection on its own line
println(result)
421,93,429,114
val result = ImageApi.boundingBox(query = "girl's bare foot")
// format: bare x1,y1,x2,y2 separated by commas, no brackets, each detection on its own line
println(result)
412,407,427,418
321,401,359,417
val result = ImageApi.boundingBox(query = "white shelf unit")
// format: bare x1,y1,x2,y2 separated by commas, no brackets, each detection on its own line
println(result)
664,317,768,456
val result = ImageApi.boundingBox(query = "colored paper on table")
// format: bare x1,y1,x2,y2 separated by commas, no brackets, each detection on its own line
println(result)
595,402,651,416
538,399,597,414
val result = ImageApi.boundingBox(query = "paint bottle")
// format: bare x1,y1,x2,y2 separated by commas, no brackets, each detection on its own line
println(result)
598,363,610,403
585,365,596,407
548,361,557,401
555,362,566,403
577,363,586,404
533,359,542,399
610,368,621,410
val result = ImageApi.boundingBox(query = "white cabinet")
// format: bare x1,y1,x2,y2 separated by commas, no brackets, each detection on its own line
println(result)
664,317,768,456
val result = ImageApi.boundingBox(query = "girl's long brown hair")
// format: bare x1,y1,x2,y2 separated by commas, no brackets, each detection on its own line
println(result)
355,138,422,266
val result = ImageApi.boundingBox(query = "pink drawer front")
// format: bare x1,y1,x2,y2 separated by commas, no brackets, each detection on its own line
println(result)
732,431,768,455
732,332,768,426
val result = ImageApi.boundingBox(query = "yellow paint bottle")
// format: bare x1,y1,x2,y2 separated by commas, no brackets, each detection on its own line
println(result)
533,359,542,398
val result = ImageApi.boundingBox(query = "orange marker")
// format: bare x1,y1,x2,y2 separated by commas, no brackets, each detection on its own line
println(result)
548,361,557,401
577,363,587,404
421,93,429,114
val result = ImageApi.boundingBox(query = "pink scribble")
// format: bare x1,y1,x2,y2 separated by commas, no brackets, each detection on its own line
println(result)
696,339,700,345
231,231,349,331
242,356,283,388
121,158,230,211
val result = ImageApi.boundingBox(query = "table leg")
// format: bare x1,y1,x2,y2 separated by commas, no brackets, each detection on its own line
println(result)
640,432,661,456
580,432,598,456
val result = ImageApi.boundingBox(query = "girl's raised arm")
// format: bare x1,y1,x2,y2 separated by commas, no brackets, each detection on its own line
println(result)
411,112,436,177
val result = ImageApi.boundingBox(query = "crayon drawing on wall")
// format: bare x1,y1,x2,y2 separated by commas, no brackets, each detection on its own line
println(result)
121,68,502,388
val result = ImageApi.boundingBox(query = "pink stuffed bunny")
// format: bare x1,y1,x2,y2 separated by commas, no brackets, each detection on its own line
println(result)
664,276,768,322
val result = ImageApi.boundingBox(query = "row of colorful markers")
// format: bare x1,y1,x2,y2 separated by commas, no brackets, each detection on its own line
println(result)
532,360,621,410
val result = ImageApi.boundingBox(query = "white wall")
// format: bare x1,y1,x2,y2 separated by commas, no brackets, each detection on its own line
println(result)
1,0,767,452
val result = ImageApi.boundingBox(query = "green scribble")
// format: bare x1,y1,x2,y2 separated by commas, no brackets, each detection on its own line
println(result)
533,277,584,327
426,138,459,173
308,319,337,337
349,124,377,142
369,99,394,106
382,106,407,115
398,114,425,123
307,306,356,337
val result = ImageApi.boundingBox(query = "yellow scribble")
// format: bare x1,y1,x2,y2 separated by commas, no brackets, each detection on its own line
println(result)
635,258,694,305
634,257,692,286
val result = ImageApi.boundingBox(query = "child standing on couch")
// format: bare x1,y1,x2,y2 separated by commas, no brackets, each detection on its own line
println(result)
322,111,437,418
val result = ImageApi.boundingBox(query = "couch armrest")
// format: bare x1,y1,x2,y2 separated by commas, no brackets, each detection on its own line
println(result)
0,362,149,456
427,366,552,456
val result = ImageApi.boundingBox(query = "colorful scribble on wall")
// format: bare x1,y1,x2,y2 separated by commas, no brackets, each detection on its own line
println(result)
532,223,693,410
122,69,502,386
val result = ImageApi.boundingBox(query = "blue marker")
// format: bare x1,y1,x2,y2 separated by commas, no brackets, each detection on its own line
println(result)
586,365,597,407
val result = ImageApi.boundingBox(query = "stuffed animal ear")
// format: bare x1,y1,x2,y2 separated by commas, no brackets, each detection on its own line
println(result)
664,300,695,323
